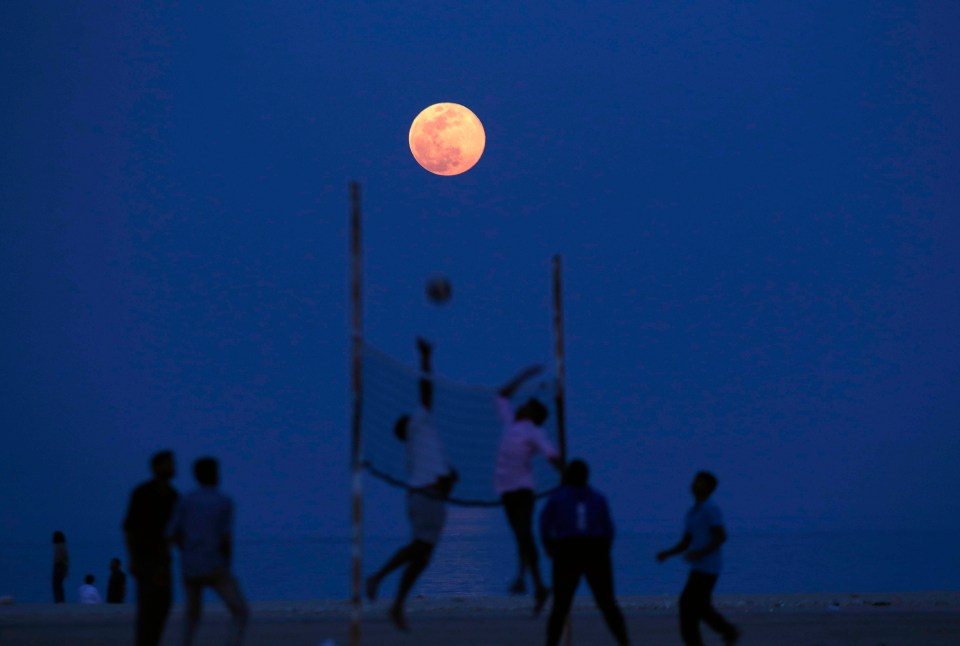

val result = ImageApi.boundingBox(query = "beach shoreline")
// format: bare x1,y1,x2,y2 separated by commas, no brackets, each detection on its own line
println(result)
2,591,958,645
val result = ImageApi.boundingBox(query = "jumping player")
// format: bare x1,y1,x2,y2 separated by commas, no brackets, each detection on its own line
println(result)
365,337,457,631
494,364,563,613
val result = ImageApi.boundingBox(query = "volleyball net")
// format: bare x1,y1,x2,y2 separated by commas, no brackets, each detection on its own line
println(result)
360,342,562,506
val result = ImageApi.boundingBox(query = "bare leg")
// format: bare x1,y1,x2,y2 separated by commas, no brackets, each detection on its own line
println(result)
210,572,249,646
367,541,422,601
181,578,203,646
502,494,528,593
503,489,545,600
389,541,433,631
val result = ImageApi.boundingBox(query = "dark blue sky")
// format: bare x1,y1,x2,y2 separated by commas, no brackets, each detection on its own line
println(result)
1,1,958,546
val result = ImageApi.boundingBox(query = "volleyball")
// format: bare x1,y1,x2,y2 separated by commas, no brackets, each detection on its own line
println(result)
426,275,452,304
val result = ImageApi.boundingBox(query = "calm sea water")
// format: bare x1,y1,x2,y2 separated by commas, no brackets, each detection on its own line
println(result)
3,512,957,604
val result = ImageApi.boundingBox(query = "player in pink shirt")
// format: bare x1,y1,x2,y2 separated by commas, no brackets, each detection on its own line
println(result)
494,364,564,614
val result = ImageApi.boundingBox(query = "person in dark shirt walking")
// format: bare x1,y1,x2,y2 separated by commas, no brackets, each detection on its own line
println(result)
106,557,126,604
123,450,178,646
166,456,249,646
539,459,630,646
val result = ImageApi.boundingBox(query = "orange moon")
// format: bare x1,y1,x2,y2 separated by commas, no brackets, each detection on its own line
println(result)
408,103,486,176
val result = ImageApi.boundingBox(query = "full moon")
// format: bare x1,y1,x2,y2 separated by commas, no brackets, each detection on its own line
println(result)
408,103,486,176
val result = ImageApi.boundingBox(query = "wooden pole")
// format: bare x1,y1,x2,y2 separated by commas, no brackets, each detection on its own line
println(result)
349,182,364,646
552,255,572,646
552,255,568,464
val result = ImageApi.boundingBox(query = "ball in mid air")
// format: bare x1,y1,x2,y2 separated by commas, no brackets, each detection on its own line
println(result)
426,276,452,304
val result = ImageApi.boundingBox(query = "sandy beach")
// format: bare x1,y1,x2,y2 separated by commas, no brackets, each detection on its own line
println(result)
1,592,958,645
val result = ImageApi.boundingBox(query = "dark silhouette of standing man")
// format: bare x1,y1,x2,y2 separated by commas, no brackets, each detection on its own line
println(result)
51,530,69,603
540,459,630,646
106,557,127,604
123,450,179,646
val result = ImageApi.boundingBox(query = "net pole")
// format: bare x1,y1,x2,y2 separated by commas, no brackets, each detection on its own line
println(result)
349,182,364,646
552,254,568,463
552,254,573,646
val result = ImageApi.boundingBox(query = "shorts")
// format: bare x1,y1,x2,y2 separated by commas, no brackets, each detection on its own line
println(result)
407,489,447,545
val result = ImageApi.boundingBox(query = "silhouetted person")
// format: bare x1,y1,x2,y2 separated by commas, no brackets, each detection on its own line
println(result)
51,530,69,604
107,557,127,604
365,337,458,631
78,574,102,604
494,364,563,613
124,450,179,646
540,459,629,646
657,471,740,645
167,457,249,646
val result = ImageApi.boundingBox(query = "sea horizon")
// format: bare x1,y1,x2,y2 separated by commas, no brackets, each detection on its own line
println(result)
3,524,957,605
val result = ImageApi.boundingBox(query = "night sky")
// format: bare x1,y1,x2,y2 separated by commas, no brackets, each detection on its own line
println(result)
2,1,958,555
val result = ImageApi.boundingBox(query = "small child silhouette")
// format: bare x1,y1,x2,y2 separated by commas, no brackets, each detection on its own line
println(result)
78,574,101,604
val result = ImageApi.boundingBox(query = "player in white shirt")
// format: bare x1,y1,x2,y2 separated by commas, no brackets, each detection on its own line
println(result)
365,337,457,631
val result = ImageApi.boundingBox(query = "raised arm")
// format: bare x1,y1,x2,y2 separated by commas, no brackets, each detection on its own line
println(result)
498,364,544,399
417,337,433,411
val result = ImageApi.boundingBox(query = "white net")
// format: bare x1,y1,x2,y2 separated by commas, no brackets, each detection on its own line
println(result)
361,343,562,506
